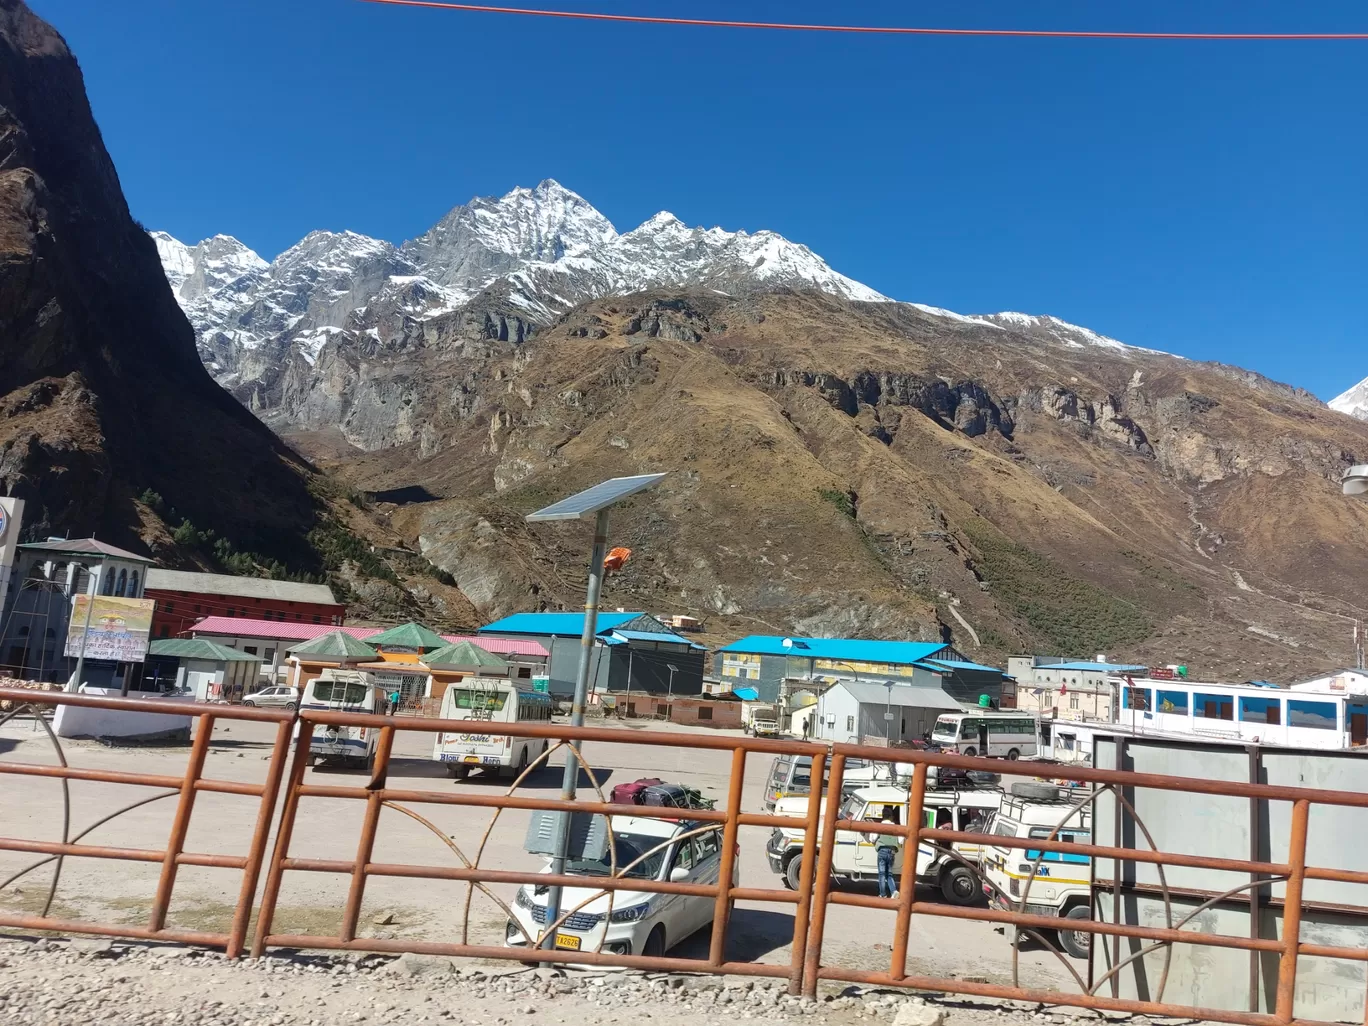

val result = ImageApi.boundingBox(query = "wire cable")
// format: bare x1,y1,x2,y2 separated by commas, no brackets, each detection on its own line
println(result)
358,0,1368,41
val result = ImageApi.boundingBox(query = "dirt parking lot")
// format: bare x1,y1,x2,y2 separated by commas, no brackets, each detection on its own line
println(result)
0,712,1076,991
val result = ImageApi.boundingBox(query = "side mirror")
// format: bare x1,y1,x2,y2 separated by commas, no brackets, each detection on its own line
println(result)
669,866,690,882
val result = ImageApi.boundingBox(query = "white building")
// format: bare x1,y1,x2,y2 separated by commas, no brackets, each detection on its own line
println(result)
811,680,964,745
1111,675,1368,750
1009,657,1148,722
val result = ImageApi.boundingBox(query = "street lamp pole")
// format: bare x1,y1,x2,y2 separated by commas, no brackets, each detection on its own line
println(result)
525,473,666,961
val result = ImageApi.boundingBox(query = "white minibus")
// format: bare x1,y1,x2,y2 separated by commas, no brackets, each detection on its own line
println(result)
931,712,1039,759
300,668,387,771
432,677,553,780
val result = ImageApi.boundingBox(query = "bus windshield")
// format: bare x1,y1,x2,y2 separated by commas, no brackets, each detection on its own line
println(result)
931,716,960,742
309,681,370,706
447,689,509,712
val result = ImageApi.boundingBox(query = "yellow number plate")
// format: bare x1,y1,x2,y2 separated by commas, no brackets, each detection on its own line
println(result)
554,933,581,951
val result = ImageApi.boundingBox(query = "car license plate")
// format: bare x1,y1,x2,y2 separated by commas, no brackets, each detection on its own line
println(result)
554,933,580,951
463,755,481,764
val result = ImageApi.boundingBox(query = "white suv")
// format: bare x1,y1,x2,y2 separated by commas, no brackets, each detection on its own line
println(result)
505,815,736,959
241,686,298,710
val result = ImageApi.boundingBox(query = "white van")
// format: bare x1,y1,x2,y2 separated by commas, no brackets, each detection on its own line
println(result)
300,669,386,771
765,784,1002,904
931,712,1040,759
981,783,1093,957
433,677,553,780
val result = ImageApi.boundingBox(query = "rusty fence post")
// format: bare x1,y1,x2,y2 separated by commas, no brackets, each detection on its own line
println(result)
340,726,396,942
801,751,847,998
148,712,214,933
252,720,316,957
1275,798,1310,1023
890,761,929,980
227,716,295,958
708,746,747,966
787,751,826,995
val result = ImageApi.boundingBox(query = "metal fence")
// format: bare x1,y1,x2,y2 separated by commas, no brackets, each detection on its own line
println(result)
2,687,1367,1026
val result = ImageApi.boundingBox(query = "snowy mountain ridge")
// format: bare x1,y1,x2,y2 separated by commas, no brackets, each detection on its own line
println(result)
155,179,1172,396
1331,376,1368,421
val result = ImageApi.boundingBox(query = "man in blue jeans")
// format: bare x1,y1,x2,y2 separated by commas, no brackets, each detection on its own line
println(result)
867,806,903,899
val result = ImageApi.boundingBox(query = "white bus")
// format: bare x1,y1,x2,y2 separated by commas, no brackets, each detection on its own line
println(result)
301,669,387,771
931,712,1039,759
432,677,554,780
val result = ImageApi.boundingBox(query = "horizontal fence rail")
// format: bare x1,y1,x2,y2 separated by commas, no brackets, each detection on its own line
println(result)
1,687,1366,1025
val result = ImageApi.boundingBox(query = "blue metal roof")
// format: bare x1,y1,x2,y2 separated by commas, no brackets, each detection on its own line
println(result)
480,612,646,637
716,635,950,666
1036,661,1148,672
611,629,706,650
922,658,1007,675
732,686,760,701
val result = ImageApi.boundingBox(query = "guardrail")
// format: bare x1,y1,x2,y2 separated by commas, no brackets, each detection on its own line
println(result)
1,687,1367,1026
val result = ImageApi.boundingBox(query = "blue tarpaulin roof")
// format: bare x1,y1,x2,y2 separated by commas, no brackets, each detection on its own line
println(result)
732,687,760,701
715,635,950,666
480,612,647,637
610,629,706,650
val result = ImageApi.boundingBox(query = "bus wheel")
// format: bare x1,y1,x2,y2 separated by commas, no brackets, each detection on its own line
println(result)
963,746,977,757
450,765,470,781
1006,748,1020,760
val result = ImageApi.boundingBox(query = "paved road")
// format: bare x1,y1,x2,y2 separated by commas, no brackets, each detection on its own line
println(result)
0,714,1073,990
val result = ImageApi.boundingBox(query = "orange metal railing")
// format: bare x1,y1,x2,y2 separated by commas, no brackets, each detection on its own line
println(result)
2,687,1368,1026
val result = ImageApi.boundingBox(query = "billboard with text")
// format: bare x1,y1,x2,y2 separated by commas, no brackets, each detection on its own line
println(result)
65,595,155,663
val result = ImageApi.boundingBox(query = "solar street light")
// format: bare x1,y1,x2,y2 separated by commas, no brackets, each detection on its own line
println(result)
525,473,666,959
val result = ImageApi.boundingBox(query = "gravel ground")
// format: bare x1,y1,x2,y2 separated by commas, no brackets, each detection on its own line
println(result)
0,935,1181,1026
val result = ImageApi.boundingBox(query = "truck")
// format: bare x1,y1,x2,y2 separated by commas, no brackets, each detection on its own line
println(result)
764,783,1002,904
981,783,1093,958
745,703,781,737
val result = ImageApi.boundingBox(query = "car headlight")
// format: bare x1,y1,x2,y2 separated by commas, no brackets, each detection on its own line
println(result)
514,888,532,910
609,901,653,923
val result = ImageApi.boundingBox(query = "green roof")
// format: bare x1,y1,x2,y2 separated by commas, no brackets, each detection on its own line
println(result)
425,640,507,670
149,638,261,662
287,631,379,659
368,621,447,650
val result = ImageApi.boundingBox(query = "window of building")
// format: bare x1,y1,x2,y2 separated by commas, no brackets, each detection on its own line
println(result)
313,616,322,624
130,571,139,595
194,604,201,614
1069,694,1079,710
116,568,128,597
244,646,258,656
698,707,713,721
1195,694,1234,721
656,703,668,717
1123,687,1152,711
1157,690,1188,713
102,570,114,595
264,649,275,663
158,626,170,638
846,715,855,732
165,601,175,614
1240,697,1281,725
517,667,531,679
1287,700,1337,730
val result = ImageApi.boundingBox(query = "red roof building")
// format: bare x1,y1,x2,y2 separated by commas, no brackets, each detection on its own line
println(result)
145,569,345,640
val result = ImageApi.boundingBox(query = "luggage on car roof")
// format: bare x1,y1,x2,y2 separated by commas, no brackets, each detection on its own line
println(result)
610,778,663,805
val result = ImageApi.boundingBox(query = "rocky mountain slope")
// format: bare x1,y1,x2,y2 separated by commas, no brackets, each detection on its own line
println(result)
1331,375,1368,422
0,0,322,555
271,286,1368,682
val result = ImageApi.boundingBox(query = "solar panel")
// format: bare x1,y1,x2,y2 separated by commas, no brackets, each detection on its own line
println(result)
524,473,667,522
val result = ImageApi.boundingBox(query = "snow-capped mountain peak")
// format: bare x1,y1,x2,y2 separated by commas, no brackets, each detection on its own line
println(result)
1330,376,1368,421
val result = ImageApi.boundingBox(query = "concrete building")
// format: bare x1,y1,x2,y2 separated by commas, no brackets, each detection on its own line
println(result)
145,569,344,640
714,636,1000,705
144,638,261,702
0,538,154,687
1009,657,1148,721
187,615,549,685
810,679,964,745
479,612,704,698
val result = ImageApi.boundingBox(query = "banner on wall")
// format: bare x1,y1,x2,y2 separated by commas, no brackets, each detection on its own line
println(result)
65,595,155,663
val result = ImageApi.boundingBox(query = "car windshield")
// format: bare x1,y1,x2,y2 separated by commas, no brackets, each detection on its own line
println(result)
565,831,670,880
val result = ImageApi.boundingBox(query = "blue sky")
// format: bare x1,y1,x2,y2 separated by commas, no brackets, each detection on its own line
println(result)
35,0,1368,399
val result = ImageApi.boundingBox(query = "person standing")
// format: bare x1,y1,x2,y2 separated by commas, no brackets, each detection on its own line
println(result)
388,688,401,714
866,805,903,900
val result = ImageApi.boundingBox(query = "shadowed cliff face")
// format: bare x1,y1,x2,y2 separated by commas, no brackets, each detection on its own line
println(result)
0,0,318,554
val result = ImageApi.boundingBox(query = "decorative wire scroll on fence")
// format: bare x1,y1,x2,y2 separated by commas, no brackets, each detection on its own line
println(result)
0,686,1366,1026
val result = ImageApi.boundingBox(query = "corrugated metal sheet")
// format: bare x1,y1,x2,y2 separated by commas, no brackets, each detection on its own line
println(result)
189,617,549,657
479,612,646,636
716,635,950,665
145,569,339,605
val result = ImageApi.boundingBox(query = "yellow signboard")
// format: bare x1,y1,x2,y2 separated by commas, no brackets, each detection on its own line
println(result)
65,595,155,663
